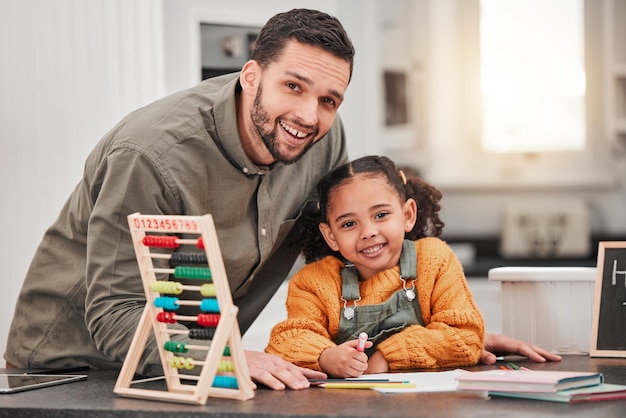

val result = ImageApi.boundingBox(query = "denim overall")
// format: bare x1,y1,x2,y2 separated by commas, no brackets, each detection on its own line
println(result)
335,240,424,355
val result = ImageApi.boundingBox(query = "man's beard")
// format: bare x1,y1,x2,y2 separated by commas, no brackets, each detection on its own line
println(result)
250,85,317,165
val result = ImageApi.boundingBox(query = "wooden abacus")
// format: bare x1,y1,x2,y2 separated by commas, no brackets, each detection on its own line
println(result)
114,213,254,405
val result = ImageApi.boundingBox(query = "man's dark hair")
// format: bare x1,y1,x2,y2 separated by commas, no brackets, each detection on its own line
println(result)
251,8,355,81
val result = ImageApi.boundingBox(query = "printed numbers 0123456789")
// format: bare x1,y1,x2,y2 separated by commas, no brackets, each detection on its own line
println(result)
132,217,199,232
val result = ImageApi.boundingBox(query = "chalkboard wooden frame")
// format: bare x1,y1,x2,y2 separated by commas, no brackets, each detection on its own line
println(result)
590,241,626,357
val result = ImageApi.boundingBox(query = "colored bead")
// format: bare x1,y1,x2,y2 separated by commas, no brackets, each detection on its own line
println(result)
151,281,183,295
164,341,188,353
169,356,195,370
154,296,179,310
156,312,176,323
200,283,216,297
143,235,180,248
218,360,234,372
212,375,238,389
173,266,212,279
196,313,220,327
188,328,215,340
170,252,207,266
199,298,219,313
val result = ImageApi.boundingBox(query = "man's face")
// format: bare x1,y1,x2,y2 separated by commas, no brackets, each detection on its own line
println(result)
248,41,351,165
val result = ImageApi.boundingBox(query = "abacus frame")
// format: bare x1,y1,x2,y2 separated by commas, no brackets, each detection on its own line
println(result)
114,213,254,405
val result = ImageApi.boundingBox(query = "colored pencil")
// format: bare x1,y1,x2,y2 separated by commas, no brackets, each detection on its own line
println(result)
317,382,416,389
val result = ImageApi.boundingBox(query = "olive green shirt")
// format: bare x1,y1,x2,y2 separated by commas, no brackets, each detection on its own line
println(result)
5,73,348,374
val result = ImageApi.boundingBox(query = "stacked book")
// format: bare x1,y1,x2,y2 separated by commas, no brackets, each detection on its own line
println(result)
455,368,626,403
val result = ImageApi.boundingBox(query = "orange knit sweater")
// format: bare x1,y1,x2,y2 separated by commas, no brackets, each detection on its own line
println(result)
265,237,485,371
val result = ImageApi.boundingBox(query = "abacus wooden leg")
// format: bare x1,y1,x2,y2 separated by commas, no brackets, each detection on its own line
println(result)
114,305,152,390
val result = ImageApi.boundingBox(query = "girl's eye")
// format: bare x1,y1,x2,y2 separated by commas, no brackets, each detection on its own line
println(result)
374,212,389,220
340,220,355,229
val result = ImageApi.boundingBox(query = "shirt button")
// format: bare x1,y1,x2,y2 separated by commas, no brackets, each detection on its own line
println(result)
260,228,267,236
242,167,249,174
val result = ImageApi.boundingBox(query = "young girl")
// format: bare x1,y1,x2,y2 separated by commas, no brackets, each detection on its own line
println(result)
265,155,484,378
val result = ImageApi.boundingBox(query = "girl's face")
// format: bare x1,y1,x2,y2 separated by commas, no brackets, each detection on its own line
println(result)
319,174,417,280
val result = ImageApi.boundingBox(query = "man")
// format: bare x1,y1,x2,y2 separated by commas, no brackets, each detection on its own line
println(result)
4,8,558,391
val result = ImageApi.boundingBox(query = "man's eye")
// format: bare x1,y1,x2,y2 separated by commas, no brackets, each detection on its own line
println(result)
322,97,336,107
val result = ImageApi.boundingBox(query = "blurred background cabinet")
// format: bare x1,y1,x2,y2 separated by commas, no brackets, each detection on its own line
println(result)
605,0,626,143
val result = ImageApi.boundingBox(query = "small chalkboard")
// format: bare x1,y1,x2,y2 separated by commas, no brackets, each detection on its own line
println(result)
590,241,626,357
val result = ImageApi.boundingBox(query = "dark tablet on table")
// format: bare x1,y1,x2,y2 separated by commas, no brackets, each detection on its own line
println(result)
0,373,87,394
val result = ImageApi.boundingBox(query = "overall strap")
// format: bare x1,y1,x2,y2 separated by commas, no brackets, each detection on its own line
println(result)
340,264,361,301
340,264,361,320
399,239,417,279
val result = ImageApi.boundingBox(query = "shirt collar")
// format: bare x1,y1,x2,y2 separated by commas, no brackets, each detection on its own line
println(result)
212,73,277,176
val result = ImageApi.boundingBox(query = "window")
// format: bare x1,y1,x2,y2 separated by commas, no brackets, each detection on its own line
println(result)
423,0,613,188
480,0,586,153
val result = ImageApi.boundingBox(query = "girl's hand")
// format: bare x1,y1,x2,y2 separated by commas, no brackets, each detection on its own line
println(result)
318,339,373,377
364,350,389,374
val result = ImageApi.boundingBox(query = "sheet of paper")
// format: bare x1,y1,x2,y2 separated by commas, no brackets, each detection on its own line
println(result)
356,369,472,394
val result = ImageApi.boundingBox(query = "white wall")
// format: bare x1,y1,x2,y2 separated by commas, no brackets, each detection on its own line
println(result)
0,0,166,361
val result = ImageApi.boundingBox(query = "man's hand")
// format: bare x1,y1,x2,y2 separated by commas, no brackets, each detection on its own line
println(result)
244,350,326,390
480,333,563,365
